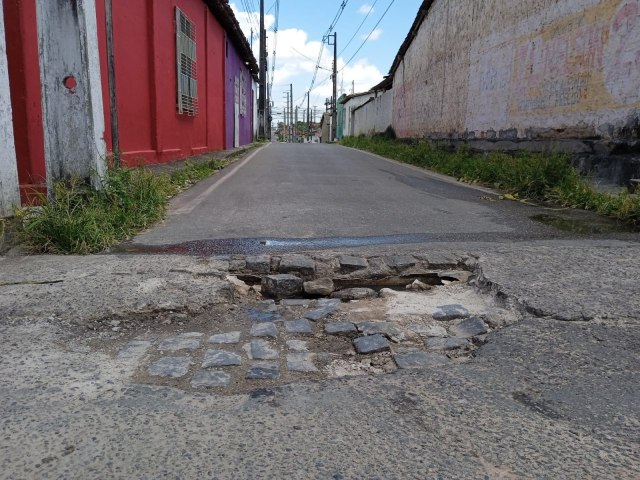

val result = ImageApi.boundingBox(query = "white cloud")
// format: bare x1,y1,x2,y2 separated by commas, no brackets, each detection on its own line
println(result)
364,29,383,41
358,3,374,15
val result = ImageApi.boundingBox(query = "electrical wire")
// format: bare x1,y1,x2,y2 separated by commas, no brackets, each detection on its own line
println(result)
338,0,380,56
341,0,395,69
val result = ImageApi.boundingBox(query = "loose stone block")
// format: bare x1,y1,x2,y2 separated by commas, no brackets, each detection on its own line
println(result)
250,339,279,360
409,324,448,338
325,322,357,335
287,353,318,372
285,319,313,334
261,274,304,300
353,334,390,354
339,255,369,271
148,357,192,378
158,337,200,352
250,322,278,338
330,288,377,301
246,363,280,380
281,299,314,307
117,340,152,360
356,321,405,341
191,371,231,388
286,340,309,352
425,337,469,351
303,305,337,321
303,278,334,296
245,255,271,274
202,349,242,368
386,255,417,270
450,317,488,338
279,255,315,276
209,332,242,344
394,352,449,369
432,304,470,321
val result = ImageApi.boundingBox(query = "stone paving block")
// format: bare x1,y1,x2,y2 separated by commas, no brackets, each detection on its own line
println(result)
324,322,357,335
450,317,488,338
246,363,280,380
316,298,341,308
339,255,369,271
148,357,193,378
261,274,304,300
303,305,337,321
279,255,315,276
353,334,390,354
394,352,450,369
250,322,278,338
245,255,271,274
202,349,242,368
287,353,318,372
246,308,282,323
286,340,308,352
330,288,377,301
280,299,315,307
191,371,231,388
179,332,204,338
356,321,405,341
408,324,448,338
117,340,152,360
432,304,470,321
250,339,279,360
158,337,200,352
285,319,313,334
255,300,278,312
303,278,334,296
386,255,417,270
208,332,241,344
425,337,470,351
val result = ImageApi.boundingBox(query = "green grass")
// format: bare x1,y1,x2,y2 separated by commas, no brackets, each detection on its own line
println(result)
341,136,640,227
17,150,246,254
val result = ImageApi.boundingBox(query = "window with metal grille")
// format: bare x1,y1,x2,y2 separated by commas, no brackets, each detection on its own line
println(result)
176,8,198,116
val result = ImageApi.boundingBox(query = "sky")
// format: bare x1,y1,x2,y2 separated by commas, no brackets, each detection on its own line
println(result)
230,0,424,123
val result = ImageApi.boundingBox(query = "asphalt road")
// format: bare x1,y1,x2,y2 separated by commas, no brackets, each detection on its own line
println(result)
132,142,605,251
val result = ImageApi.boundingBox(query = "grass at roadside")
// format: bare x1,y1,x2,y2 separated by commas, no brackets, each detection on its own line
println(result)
16,147,254,254
341,136,640,227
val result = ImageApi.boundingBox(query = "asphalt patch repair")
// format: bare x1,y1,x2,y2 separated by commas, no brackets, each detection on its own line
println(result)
83,252,523,395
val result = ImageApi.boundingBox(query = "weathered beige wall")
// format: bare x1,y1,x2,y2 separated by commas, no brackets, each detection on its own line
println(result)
392,0,640,141
352,89,393,137
343,94,375,137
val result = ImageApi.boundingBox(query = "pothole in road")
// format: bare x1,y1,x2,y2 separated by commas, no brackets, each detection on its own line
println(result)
87,252,522,395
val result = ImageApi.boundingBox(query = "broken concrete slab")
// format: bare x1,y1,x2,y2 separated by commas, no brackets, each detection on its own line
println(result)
250,322,278,338
261,274,304,300
354,334,390,354
330,288,377,301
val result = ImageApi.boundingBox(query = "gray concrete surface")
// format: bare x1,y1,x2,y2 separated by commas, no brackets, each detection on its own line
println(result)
133,143,592,246
1,241,639,478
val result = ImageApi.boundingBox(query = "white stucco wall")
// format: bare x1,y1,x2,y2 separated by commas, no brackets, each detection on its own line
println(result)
392,0,640,141
0,0,21,217
352,89,393,136
35,0,106,188
342,94,375,137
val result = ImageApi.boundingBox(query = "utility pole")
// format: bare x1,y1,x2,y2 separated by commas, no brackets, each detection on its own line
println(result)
289,83,293,143
283,91,289,142
258,0,266,138
307,91,311,142
295,106,299,143
327,33,337,142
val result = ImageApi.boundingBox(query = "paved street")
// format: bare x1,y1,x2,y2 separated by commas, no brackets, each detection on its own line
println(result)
132,143,608,250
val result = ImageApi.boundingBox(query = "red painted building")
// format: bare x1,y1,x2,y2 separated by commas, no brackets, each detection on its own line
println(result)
2,0,258,205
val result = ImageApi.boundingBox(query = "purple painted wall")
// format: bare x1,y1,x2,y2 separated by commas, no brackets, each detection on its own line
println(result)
225,36,253,149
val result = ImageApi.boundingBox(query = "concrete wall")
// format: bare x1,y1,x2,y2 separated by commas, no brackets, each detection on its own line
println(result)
225,36,254,148
392,0,640,146
352,89,393,137
342,94,374,138
35,0,106,187
0,0,20,216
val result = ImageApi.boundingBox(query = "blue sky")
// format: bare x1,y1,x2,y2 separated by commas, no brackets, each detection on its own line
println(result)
230,0,423,122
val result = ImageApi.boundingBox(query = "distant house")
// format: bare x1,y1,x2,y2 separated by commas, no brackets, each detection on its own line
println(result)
0,0,258,216
340,91,374,138
319,112,332,143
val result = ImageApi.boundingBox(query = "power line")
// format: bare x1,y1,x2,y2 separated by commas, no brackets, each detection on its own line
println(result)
342,0,395,70
338,0,380,56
